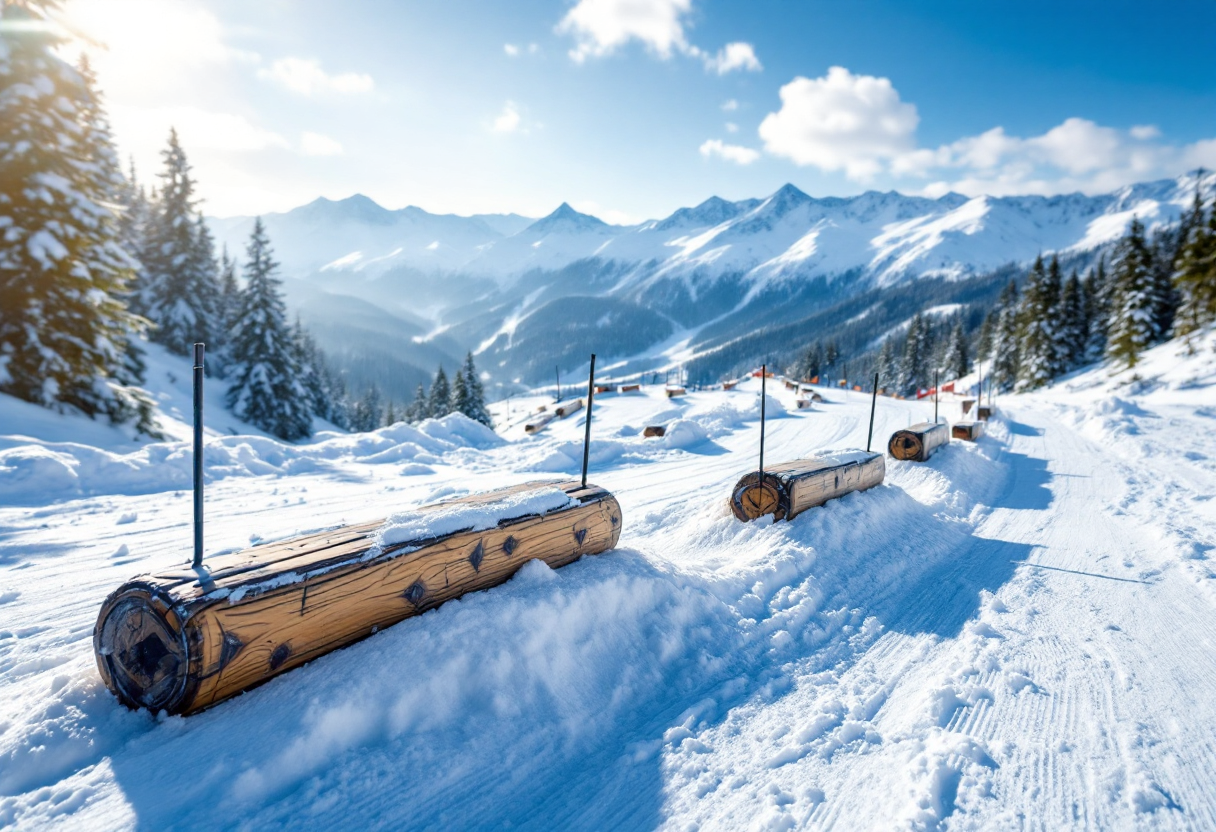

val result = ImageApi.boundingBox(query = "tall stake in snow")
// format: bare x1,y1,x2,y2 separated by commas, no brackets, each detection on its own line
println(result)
581,354,596,488
934,370,940,423
192,343,205,569
867,372,879,452
759,365,767,487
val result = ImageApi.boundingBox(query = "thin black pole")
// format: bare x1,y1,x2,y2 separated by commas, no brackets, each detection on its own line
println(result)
192,342,205,569
758,365,766,486
867,371,878,452
934,370,939,423
581,354,596,488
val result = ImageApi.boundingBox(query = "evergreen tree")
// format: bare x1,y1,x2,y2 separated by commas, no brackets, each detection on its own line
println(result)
1017,254,1063,390
942,321,969,379
874,338,896,389
427,366,451,418
139,129,218,353
461,351,492,427
1148,230,1179,341
990,281,1021,391
406,383,428,423
898,313,929,395
0,14,153,429
350,384,383,432
1106,218,1157,368
1174,193,1216,335
292,318,329,422
1058,270,1086,369
975,310,998,363
225,218,311,440
326,370,351,430
384,399,397,425
217,246,240,339
449,361,470,417
1084,258,1110,360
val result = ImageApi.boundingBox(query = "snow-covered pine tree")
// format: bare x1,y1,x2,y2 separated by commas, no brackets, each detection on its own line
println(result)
384,399,397,425
874,338,896,389
0,14,153,428
1083,258,1110,360
428,366,450,418
449,361,470,417
139,129,218,354
990,280,1021,391
942,321,969,379
1058,270,1086,370
1174,192,1215,336
217,246,239,330
292,318,329,422
325,369,351,429
406,382,427,423
225,218,312,440
1148,229,1179,342
461,351,492,427
350,384,383,432
1017,255,1063,390
1106,218,1157,368
188,214,222,346
975,309,997,363
897,313,928,395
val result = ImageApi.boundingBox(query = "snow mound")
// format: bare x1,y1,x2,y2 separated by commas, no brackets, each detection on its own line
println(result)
376,485,576,548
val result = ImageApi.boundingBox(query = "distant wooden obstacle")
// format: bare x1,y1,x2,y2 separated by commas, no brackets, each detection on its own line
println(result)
642,425,666,438
952,421,984,441
665,387,686,398
795,398,814,410
888,421,950,462
594,384,616,395
94,481,622,716
554,399,583,418
525,413,555,434
729,451,885,522
961,398,976,416
620,383,640,393
977,405,994,421
784,379,797,391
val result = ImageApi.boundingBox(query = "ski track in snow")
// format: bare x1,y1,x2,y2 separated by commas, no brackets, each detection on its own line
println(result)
1,333,1215,830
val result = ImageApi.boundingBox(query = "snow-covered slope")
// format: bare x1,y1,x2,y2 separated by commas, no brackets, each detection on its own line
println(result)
2,329,1215,829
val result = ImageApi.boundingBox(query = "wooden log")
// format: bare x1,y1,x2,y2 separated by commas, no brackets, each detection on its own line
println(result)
620,383,640,393
642,425,666,438
94,481,623,716
976,405,994,421
795,398,813,410
594,384,616,394
888,421,950,462
952,421,985,441
553,399,583,418
665,387,686,398
960,398,976,416
729,451,885,523
722,381,737,391
784,380,797,391
525,413,555,434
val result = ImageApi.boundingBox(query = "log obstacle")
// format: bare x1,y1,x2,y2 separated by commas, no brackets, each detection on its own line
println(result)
888,421,950,462
620,383,640,393
642,425,666,438
977,405,994,421
729,451,885,522
94,480,622,715
594,384,616,395
722,381,738,391
525,413,555,434
554,399,583,418
665,387,686,398
795,398,814,410
952,421,985,441
961,398,976,416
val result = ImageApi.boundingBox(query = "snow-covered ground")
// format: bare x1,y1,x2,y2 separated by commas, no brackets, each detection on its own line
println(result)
2,331,1214,830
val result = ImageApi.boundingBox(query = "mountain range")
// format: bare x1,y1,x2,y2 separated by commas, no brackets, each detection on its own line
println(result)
208,172,1211,395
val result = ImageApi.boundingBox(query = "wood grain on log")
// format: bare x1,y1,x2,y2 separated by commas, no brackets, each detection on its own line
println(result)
665,387,686,398
525,413,555,434
722,381,737,391
952,421,985,441
619,384,640,393
94,481,622,716
642,425,666,438
887,421,950,462
977,405,993,421
554,399,583,418
729,451,885,523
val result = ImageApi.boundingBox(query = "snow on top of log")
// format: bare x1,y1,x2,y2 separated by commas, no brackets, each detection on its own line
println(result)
375,485,577,550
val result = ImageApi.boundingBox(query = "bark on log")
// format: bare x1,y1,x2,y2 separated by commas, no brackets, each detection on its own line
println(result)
94,481,622,716
594,384,616,394
620,384,640,393
888,421,950,462
665,387,686,398
952,421,984,441
642,425,666,437
729,451,885,523
722,381,738,391
525,413,555,434
961,398,976,416
977,405,994,421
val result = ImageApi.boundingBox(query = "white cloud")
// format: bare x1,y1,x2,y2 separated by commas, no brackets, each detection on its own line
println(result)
721,99,739,111
259,57,374,96
504,43,520,57
301,131,344,156
1130,124,1162,141
699,138,760,165
112,105,289,155
759,67,918,179
725,122,738,133
702,42,761,75
493,102,522,133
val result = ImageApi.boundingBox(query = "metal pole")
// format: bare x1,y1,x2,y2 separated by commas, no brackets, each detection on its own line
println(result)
867,372,878,452
934,370,939,423
759,365,766,487
192,342,205,569
581,354,596,488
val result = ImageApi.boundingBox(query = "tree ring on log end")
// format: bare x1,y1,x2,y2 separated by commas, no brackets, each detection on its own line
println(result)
888,430,924,461
94,588,193,713
729,472,790,522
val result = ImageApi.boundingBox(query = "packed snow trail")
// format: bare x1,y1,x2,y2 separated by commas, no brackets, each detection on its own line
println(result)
1,335,1214,830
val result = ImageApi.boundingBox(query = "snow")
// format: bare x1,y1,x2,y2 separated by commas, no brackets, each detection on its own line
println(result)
375,485,576,548
2,332,1216,829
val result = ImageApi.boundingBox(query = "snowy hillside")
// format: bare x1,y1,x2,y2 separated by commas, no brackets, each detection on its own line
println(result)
2,329,1215,829
209,172,1213,386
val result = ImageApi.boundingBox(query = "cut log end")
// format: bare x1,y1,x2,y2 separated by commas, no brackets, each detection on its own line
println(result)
888,422,950,462
94,587,193,713
888,431,924,461
729,472,789,522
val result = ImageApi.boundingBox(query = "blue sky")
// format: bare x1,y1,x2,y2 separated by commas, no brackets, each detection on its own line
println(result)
62,0,1216,221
